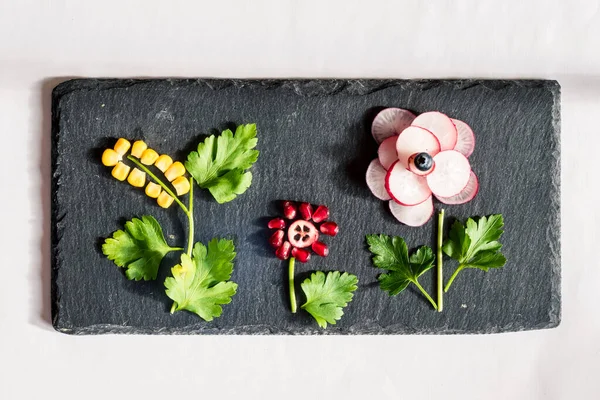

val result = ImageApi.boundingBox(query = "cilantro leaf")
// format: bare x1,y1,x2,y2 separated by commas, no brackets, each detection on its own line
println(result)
164,239,238,321
366,234,437,309
442,214,506,291
102,215,179,281
185,123,259,204
300,271,358,329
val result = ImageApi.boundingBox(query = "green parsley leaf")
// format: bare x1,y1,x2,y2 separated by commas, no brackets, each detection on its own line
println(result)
185,123,259,204
442,214,506,269
366,234,435,296
442,214,506,291
102,215,180,281
300,271,358,329
164,239,238,321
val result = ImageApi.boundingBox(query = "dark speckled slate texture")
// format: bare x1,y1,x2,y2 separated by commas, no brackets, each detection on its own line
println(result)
51,79,560,335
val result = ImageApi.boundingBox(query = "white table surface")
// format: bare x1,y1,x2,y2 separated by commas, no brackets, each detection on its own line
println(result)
1,1,599,399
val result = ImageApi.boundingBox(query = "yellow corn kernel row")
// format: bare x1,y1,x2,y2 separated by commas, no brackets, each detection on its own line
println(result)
101,138,190,208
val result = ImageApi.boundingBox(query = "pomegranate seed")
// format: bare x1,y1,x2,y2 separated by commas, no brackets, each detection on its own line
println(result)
311,241,329,257
299,202,313,220
312,205,329,223
291,247,311,263
283,201,297,219
268,218,286,230
275,241,292,260
269,230,285,248
319,221,339,236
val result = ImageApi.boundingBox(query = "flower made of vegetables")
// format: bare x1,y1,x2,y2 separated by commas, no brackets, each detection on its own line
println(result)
267,201,339,263
366,109,478,226
101,138,189,208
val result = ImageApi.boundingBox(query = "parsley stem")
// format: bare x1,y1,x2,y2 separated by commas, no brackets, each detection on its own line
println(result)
186,177,194,257
437,209,444,312
289,257,297,313
127,156,189,215
413,279,438,310
444,265,464,293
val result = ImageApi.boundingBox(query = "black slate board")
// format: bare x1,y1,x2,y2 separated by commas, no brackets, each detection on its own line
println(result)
51,79,560,334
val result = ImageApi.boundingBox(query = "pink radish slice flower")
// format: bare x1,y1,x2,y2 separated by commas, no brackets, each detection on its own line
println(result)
366,107,478,226
366,159,391,201
436,171,479,205
371,108,416,144
450,118,475,157
411,112,458,151
378,136,398,170
385,161,432,206
395,126,441,168
389,197,434,227
426,151,471,198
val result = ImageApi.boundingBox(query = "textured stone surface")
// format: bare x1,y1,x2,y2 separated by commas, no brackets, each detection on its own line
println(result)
51,79,560,335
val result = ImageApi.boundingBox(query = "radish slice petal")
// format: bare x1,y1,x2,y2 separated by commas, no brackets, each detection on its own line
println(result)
385,161,432,206
436,171,479,205
451,119,475,157
389,197,433,227
426,150,471,197
378,136,398,170
371,108,416,144
395,126,441,168
411,112,458,151
366,159,391,200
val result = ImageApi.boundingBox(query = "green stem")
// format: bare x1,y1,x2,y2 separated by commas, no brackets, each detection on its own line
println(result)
186,177,194,256
127,155,189,215
413,279,438,310
444,265,465,293
437,209,444,312
170,302,176,313
289,257,297,313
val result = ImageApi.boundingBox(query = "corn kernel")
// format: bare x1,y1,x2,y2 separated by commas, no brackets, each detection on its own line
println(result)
114,138,131,156
154,154,173,172
102,148,121,167
127,168,146,187
172,176,190,195
140,149,159,165
157,191,174,208
131,140,148,158
145,182,162,198
164,161,186,182
111,162,131,181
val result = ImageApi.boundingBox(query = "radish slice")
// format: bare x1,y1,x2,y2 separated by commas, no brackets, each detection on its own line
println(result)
378,136,398,170
371,108,416,144
389,197,433,227
436,171,479,205
366,159,391,200
451,119,475,157
385,161,432,206
426,150,471,197
411,112,458,151
395,126,441,168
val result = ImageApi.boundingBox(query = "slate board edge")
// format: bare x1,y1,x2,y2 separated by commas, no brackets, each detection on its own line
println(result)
50,78,561,335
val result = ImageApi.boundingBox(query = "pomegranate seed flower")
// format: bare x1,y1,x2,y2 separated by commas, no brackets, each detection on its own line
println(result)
266,200,338,263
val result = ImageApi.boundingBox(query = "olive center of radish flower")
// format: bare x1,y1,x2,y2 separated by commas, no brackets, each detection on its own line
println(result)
287,220,319,248
412,152,433,172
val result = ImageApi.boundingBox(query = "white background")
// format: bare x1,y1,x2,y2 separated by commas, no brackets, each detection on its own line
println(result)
1,1,599,399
